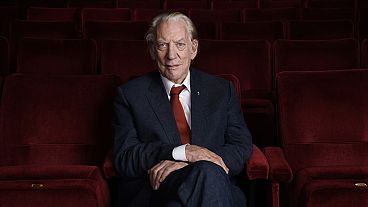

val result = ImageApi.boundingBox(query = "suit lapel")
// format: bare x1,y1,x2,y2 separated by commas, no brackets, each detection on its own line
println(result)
146,72,182,145
190,69,210,144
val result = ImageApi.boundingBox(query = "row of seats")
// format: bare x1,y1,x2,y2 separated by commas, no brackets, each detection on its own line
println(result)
0,68,366,207
0,72,268,207
10,19,358,41
1,36,368,148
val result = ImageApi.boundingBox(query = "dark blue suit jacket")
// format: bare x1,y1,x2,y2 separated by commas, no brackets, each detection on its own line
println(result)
113,68,252,179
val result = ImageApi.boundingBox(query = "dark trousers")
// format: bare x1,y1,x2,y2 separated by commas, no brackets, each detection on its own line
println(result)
150,161,247,207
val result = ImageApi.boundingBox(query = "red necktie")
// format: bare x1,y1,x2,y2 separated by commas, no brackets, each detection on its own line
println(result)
170,86,191,144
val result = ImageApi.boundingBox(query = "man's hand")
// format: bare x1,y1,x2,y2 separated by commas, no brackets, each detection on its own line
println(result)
148,160,188,190
185,145,229,174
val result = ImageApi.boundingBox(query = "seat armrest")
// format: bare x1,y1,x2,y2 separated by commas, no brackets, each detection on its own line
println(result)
103,149,117,179
263,147,293,183
246,144,269,180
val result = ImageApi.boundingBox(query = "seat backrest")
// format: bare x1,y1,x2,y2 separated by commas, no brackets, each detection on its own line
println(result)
287,20,354,40
189,9,241,23
277,69,368,171
84,21,149,40
258,0,302,8
117,0,161,9
81,8,131,24
0,36,9,75
27,7,79,21
362,39,368,68
0,74,118,166
305,0,355,8
164,0,208,10
219,21,285,42
193,40,272,98
217,74,242,100
301,8,354,20
274,39,359,74
211,1,256,10
17,38,97,74
243,8,300,22
100,39,155,84
133,8,188,22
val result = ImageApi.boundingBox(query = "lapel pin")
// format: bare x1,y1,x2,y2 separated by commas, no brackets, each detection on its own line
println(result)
196,91,200,96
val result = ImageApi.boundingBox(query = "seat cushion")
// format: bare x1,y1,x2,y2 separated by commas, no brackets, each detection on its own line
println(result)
0,165,110,207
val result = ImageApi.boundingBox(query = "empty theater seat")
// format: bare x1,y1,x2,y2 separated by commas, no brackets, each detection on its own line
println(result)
211,0,256,10
305,0,355,8
27,7,79,21
274,38,359,74
265,69,368,207
301,8,354,20
286,20,354,40
243,7,300,22
17,38,97,74
219,21,285,42
133,8,188,22
192,40,276,147
189,9,242,23
0,74,119,207
101,39,155,83
81,8,131,30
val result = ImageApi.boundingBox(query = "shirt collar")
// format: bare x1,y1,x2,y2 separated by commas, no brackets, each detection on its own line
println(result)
160,70,191,97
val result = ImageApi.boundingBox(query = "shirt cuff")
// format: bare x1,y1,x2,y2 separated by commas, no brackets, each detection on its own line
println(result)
172,144,189,161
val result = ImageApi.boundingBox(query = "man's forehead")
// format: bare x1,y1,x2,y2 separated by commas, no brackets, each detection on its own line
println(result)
156,20,189,40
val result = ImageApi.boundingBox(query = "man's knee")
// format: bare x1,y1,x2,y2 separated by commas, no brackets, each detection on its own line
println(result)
190,160,228,178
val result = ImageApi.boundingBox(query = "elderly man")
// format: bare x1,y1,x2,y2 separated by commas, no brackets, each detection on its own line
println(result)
113,12,253,207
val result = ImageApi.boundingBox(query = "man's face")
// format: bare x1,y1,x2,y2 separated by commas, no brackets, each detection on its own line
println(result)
154,20,198,84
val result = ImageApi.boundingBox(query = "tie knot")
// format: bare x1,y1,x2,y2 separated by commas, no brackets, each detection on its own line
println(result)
170,86,186,96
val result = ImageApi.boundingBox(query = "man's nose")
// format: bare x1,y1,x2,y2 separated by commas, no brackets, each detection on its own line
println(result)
166,42,178,60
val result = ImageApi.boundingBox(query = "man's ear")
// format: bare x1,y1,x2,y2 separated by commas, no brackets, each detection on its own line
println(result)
191,39,199,60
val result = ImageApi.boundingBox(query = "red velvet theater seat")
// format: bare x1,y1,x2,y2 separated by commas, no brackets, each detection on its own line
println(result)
0,36,9,75
301,8,354,20
265,69,368,207
27,7,79,21
274,38,359,74
258,0,303,8
192,40,276,147
219,21,285,42
189,9,242,23
243,7,300,22
117,0,161,9
362,39,368,68
81,8,131,30
286,20,354,40
164,0,209,10
305,0,355,8
211,1,256,10
133,8,188,22
17,38,97,74
0,74,118,207
67,0,116,8
101,39,155,84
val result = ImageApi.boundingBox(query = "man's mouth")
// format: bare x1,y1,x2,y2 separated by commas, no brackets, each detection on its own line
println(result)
166,64,181,69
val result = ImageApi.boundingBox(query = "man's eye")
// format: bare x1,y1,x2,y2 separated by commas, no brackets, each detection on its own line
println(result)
156,43,167,50
176,43,186,50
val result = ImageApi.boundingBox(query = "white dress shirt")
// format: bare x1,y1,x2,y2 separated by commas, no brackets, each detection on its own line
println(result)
160,71,191,161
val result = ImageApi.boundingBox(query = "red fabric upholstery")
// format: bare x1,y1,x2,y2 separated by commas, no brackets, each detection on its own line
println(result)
263,147,292,182
117,0,161,9
189,9,241,23
84,20,149,42
305,0,355,8
81,8,131,26
219,21,285,42
16,0,67,19
100,39,155,83
0,36,9,75
0,74,118,166
0,165,110,207
362,39,368,68
193,40,272,99
274,39,359,74
259,0,302,8
17,38,97,74
133,8,188,21
67,0,116,8
211,1,256,10
246,144,269,180
301,8,354,20
0,74,118,207
164,0,209,10
273,69,368,207
193,40,275,147
243,8,300,22
195,21,217,39
27,7,79,21
287,20,354,40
